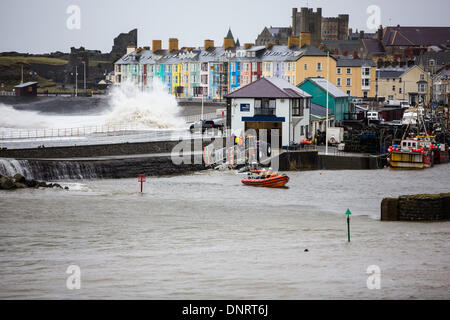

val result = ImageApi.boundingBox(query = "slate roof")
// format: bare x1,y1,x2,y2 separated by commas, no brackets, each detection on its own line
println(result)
376,69,406,79
115,45,329,65
311,102,333,117
382,26,450,47
420,51,450,68
226,77,311,99
302,77,348,98
362,38,385,54
336,59,376,67
322,40,363,55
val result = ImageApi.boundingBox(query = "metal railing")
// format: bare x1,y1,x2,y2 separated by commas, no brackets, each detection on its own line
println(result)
0,113,224,141
0,91,15,96
184,112,221,123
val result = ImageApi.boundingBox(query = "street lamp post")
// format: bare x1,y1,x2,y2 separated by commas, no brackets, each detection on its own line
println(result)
82,61,86,96
71,66,78,97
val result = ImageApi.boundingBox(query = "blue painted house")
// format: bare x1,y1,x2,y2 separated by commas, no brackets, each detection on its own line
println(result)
298,77,349,123
228,61,241,93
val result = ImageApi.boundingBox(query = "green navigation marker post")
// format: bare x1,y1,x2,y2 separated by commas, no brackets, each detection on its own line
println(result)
345,209,352,242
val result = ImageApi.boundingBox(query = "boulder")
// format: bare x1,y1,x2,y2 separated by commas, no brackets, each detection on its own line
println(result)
25,179,39,188
14,182,27,189
13,173,26,184
0,176,16,190
38,181,48,188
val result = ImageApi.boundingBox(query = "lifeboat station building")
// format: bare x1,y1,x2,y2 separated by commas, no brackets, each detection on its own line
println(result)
225,77,312,149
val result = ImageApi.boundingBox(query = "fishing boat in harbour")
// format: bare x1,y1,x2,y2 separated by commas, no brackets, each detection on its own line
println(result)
388,137,434,169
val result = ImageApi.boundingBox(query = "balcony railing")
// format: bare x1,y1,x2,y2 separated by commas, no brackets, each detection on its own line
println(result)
254,108,275,116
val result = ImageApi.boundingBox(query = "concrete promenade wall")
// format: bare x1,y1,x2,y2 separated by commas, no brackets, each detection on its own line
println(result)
0,138,226,159
381,194,450,221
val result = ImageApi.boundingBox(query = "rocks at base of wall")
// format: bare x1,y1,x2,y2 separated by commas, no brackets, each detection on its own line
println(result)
0,174,67,191
0,176,16,190
381,193,450,221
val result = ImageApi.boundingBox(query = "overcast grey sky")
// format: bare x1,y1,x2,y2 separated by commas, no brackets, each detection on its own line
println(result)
0,0,449,54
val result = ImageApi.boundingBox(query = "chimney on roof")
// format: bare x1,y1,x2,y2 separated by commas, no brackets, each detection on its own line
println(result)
126,44,136,55
378,25,383,41
204,39,214,50
169,38,179,52
288,36,299,49
300,32,311,47
244,43,254,50
223,37,234,50
265,43,274,49
152,40,162,53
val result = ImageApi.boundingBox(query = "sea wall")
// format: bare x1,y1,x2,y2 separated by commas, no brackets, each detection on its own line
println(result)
278,151,386,171
0,156,204,181
381,193,450,221
0,138,225,159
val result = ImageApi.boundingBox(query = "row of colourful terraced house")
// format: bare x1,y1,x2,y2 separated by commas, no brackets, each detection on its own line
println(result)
113,35,376,101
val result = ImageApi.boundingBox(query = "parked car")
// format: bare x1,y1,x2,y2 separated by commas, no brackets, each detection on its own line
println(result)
190,120,223,133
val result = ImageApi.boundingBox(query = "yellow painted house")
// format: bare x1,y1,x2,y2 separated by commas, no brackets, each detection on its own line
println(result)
376,65,432,105
171,63,182,96
335,59,377,98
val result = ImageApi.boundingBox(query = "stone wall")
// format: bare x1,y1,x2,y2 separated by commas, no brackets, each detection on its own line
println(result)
0,138,224,160
381,193,450,221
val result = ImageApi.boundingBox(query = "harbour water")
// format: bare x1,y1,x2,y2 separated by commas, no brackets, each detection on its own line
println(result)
0,165,449,299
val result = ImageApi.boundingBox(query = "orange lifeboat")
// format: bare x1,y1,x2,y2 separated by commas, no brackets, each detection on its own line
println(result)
242,172,290,188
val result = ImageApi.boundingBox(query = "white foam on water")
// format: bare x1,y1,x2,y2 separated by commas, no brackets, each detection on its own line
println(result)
0,79,185,130
105,79,185,129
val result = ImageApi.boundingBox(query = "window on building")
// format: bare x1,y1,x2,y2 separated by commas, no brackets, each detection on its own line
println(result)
317,62,322,71
362,79,370,87
399,88,402,94
304,64,307,70
201,75,208,84
418,83,427,92
346,68,351,74
292,63,296,71
393,85,396,91
337,67,341,74
388,95,394,100
292,99,303,116
346,78,351,86
287,63,290,71
117,65,121,72
363,91,368,98
301,125,304,136
363,67,370,76
337,78,341,86
420,74,425,80
347,90,351,96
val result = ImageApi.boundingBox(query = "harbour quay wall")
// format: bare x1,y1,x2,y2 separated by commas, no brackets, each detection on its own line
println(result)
0,138,226,159
278,151,386,171
1,156,205,181
381,194,450,221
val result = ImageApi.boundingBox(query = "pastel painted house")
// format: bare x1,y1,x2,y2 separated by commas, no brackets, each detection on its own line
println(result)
298,77,349,124
226,77,312,149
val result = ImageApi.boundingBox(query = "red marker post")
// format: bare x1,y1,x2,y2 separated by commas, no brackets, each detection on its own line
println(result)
138,174,146,193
